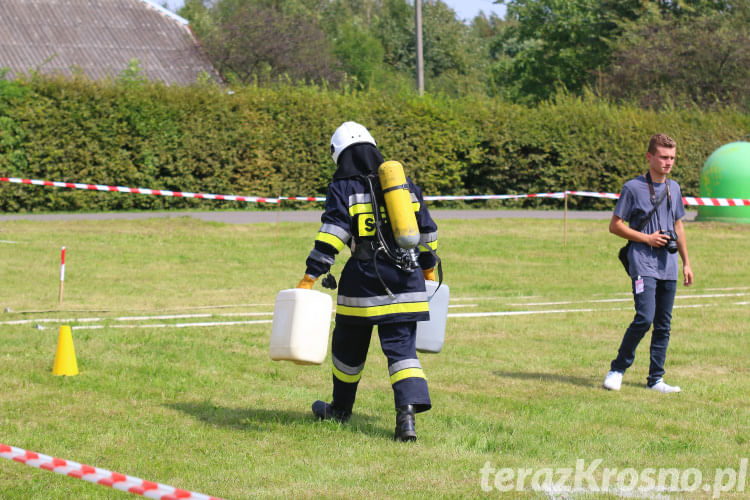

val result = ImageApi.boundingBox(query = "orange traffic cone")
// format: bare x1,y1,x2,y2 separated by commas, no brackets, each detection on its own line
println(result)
52,325,79,376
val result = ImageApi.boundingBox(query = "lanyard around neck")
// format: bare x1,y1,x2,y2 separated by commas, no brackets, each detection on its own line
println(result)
645,172,671,207
645,172,672,229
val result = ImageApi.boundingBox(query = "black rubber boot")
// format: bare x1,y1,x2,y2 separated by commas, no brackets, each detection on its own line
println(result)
312,400,351,423
394,405,417,442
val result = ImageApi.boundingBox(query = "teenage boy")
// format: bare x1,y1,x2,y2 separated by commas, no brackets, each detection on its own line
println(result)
604,133,694,393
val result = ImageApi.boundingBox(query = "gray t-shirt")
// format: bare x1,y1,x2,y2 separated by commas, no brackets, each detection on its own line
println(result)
614,175,685,280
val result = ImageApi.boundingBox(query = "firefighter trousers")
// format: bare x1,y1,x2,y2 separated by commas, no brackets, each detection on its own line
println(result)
330,320,431,413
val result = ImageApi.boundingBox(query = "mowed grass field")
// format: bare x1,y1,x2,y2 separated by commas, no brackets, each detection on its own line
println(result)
0,212,748,499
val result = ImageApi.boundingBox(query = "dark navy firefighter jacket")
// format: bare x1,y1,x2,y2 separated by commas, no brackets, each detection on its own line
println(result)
304,144,438,326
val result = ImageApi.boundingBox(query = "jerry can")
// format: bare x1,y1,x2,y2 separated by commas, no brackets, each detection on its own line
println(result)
270,288,332,365
416,280,449,353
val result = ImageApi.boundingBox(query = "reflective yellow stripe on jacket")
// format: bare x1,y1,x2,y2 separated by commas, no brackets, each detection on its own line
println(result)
419,230,438,252
315,223,351,252
348,193,420,217
336,291,429,318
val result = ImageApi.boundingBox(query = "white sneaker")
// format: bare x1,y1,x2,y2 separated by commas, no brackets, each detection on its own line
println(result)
649,380,681,393
603,371,623,391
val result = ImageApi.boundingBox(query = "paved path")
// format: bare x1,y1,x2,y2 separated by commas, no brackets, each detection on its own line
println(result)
0,209,697,223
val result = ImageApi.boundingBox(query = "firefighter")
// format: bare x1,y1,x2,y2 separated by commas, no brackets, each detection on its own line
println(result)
297,121,439,442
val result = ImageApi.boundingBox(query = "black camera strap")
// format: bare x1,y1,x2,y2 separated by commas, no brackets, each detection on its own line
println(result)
645,172,673,231
632,173,669,233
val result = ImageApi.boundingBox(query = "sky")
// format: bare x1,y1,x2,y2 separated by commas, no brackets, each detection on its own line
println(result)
161,1,507,22
444,0,506,21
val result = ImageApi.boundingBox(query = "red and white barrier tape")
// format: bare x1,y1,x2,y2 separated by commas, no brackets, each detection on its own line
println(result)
3,176,750,207
0,443,223,500
564,190,620,200
0,177,279,204
424,192,566,201
280,195,326,202
682,196,750,207
566,190,750,206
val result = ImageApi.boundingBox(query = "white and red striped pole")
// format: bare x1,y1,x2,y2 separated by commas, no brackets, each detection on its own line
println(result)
58,246,66,305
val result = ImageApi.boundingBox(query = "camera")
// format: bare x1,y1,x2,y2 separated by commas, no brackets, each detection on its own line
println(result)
660,230,678,253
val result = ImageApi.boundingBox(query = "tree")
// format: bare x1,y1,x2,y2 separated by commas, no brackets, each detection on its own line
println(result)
372,0,416,75
178,0,513,97
493,0,644,103
199,2,343,85
178,0,215,38
601,12,750,110
371,0,490,96
322,0,491,95
422,2,474,78
331,19,386,89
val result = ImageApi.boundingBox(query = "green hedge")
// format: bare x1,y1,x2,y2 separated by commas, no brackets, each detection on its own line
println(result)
1,76,748,212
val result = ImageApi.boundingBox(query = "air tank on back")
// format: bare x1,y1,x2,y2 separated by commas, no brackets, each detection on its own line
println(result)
378,160,420,249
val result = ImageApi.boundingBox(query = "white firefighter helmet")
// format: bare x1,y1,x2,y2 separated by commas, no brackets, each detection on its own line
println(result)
330,121,376,164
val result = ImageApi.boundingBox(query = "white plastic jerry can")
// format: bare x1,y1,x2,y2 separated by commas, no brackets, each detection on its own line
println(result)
269,288,333,365
416,280,449,353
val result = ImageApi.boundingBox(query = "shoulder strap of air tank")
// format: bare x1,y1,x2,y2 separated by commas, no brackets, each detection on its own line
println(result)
382,183,410,194
426,247,443,300
363,174,387,242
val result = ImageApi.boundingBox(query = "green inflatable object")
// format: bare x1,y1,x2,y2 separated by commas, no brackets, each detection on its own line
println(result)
697,142,750,223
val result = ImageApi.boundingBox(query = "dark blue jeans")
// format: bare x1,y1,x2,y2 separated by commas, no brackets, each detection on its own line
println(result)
610,277,677,386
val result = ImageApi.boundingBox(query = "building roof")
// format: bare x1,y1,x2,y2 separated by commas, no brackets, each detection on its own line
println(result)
0,0,221,85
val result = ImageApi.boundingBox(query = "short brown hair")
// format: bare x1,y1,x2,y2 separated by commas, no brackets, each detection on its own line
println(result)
648,134,676,154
